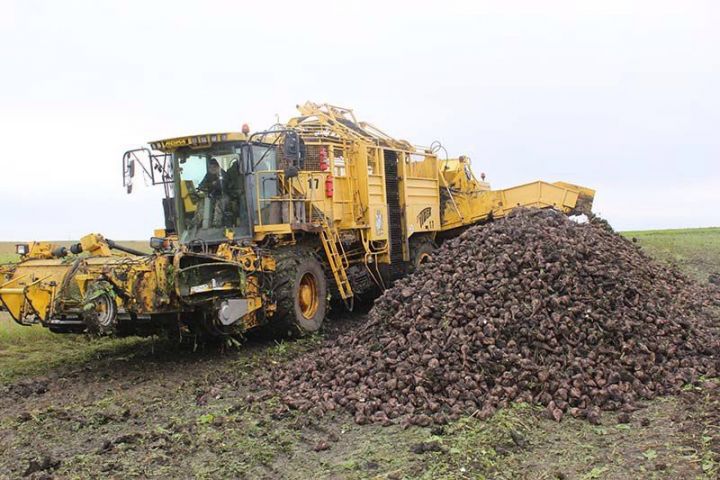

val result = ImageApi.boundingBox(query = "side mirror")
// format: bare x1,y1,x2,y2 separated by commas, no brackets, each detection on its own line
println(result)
283,131,305,168
239,146,252,174
123,155,135,194
127,158,135,178
283,131,300,156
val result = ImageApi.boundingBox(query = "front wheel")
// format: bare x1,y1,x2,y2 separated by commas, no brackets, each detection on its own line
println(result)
273,249,328,336
81,281,118,335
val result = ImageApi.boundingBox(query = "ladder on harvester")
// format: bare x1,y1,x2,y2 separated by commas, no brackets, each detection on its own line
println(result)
319,221,354,309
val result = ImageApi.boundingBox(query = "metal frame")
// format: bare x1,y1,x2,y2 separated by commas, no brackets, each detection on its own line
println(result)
122,147,174,197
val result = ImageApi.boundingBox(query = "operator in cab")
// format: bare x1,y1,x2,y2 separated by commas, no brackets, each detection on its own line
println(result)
194,157,235,228
198,158,225,197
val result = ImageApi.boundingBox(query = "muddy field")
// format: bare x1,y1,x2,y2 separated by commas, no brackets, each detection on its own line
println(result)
0,226,719,479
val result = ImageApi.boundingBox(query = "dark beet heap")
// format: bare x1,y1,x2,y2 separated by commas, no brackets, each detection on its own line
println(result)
271,209,720,425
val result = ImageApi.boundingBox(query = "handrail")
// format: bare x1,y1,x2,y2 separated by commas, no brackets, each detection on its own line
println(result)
439,170,464,222
253,169,331,227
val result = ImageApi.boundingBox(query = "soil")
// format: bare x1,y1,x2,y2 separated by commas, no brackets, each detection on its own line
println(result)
0,312,718,479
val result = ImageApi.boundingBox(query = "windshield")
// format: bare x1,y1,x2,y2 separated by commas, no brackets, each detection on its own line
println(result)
176,146,250,243
174,142,282,244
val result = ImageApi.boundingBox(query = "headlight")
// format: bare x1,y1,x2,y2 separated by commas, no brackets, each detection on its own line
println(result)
16,244,29,256
149,237,171,251
149,237,164,251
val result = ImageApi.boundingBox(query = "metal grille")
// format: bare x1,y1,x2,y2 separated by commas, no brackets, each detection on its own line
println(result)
384,150,404,275
276,143,324,171
303,144,321,170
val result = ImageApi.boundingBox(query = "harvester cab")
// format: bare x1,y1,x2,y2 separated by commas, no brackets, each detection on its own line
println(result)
124,130,296,246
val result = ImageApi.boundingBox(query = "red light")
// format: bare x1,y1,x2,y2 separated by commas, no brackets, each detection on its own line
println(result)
242,123,250,134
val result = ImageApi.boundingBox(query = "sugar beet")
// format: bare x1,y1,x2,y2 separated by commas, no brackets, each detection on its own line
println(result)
270,209,720,425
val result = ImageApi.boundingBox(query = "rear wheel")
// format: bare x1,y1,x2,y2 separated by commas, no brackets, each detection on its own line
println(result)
409,240,435,274
273,248,328,336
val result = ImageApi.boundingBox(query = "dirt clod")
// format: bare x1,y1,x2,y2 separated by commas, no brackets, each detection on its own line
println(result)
17,411,32,423
7,378,49,399
98,439,114,454
617,412,631,424
510,430,528,448
410,440,443,454
270,209,720,426
313,440,331,452
23,455,60,477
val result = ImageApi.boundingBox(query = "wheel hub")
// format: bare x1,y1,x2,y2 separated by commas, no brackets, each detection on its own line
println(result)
298,273,319,319
417,252,432,266
93,294,115,328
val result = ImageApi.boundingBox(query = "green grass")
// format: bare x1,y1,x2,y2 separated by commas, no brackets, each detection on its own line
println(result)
0,313,149,383
0,318,56,345
620,227,720,284
0,253,19,264
419,403,539,479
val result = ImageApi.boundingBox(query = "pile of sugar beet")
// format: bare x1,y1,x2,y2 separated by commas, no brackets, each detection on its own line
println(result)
267,209,720,426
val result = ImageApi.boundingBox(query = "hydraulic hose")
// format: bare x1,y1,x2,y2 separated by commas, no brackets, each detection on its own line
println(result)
106,239,147,257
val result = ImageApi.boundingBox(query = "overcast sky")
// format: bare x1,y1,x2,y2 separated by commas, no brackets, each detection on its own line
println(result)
0,0,718,240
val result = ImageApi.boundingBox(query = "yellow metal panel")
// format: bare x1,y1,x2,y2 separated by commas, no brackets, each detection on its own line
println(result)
25,281,55,321
0,260,73,322
439,179,595,231
496,181,580,216
150,132,248,152
80,234,113,257
0,277,27,321
367,175,388,241
404,177,440,235
179,181,198,213
254,224,293,235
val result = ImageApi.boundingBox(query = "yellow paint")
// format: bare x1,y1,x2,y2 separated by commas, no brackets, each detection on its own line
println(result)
80,234,113,257
151,132,248,152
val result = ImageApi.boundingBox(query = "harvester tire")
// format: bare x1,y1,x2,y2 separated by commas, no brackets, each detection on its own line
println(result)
409,239,435,274
272,248,328,336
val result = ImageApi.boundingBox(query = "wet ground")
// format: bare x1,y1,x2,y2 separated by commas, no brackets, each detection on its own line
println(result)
0,309,718,480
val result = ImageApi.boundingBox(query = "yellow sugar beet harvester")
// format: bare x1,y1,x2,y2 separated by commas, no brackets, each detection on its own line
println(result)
0,103,594,338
